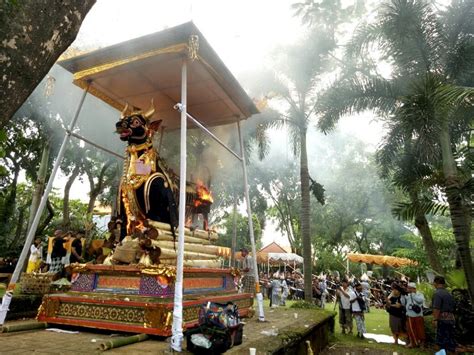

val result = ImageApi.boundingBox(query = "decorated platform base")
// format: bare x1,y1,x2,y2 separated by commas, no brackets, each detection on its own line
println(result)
37,264,252,336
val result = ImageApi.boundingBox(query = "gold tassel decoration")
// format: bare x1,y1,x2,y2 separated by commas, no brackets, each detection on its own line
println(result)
188,35,199,61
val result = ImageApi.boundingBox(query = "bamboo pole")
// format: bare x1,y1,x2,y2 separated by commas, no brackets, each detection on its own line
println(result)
161,259,221,268
1,321,47,333
159,247,217,260
154,233,211,245
99,334,149,351
150,240,229,256
146,220,217,241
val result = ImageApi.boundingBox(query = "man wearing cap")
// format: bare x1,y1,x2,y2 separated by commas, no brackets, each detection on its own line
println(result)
401,282,425,348
240,248,255,295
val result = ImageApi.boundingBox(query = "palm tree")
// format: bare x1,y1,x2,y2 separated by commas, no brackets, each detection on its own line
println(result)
317,0,474,301
248,30,334,301
377,125,447,274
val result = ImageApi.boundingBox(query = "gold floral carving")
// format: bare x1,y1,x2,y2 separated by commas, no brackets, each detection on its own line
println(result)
57,303,145,324
140,265,176,282
125,143,157,190
230,268,241,278
144,308,172,329
40,298,61,318
183,306,201,322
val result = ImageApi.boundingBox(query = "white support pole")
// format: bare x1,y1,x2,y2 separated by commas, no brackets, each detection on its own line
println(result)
0,84,90,324
237,121,265,322
171,59,187,352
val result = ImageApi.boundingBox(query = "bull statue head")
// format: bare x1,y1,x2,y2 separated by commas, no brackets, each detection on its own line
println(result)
115,100,160,145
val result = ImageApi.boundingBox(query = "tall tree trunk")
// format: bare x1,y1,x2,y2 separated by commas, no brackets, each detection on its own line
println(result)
0,0,96,126
409,191,445,275
300,128,312,302
0,166,20,239
414,214,445,275
27,142,50,231
37,199,54,235
439,126,474,302
62,165,80,229
8,206,25,250
86,161,114,214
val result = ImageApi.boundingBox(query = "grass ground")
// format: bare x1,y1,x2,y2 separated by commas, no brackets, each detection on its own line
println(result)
0,286,432,353
322,302,432,354
273,299,431,354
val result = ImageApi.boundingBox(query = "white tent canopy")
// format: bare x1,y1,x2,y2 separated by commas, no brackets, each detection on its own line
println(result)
268,253,303,264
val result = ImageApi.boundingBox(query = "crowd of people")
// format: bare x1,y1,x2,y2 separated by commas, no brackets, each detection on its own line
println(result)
238,260,459,353
22,218,123,279
26,229,86,278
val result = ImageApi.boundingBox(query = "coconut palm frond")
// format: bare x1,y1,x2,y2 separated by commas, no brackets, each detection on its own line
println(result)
255,124,270,161
379,0,444,74
444,37,474,84
376,122,408,176
392,199,448,221
309,176,325,206
317,76,398,133
291,0,319,26
433,82,474,110
440,0,474,82
345,22,385,58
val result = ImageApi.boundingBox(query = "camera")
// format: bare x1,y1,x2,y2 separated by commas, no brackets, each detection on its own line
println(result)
409,304,422,313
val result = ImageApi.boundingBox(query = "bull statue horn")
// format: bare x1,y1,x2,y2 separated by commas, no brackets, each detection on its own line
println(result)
143,99,155,120
121,103,130,119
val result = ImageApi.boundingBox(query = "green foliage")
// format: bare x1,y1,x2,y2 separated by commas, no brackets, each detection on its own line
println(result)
416,282,435,307
316,0,474,296
446,269,468,290
394,222,457,276
308,133,410,260
251,154,301,252
313,250,347,275
309,177,325,205
216,211,262,251
46,193,90,235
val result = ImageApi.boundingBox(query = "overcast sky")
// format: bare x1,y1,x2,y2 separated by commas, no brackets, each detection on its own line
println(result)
57,0,385,245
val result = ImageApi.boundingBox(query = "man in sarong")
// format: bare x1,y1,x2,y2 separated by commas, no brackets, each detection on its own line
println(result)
351,283,366,338
401,282,425,348
240,248,255,295
48,230,66,276
337,279,354,334
432,276,456,353
270,272,282,308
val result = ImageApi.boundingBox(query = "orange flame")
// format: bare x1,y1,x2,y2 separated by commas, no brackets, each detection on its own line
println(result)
194,180,213,207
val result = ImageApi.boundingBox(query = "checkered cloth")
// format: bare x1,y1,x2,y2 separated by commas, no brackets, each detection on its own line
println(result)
48,257,63,274
242,275,255,294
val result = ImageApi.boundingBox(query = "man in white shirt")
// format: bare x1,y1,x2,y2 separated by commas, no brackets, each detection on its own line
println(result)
337,279,355,334
401,282,426,348
26,237,43,273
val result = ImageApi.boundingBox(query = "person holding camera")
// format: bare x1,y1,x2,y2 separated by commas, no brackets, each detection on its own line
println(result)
401,282,425,348
351,283,367,338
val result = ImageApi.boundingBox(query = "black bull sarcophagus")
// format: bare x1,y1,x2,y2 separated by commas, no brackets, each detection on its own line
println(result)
115,101,212,240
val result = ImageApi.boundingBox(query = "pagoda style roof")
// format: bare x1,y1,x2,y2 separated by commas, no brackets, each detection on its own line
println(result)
59,22,258,130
